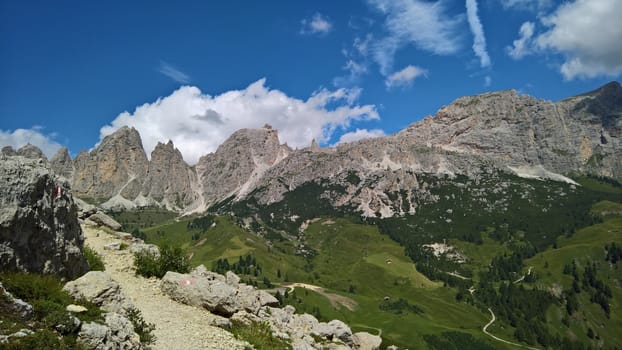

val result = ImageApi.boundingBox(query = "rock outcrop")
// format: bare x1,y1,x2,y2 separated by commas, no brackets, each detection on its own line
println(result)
63,271,135,314
160,266,378,349
16,143,46,160
63,271,143,350
195,125,291,209
142,140,198,210
72,126,149,201
160,265,279,317
0,155,88,278
50,147,74,179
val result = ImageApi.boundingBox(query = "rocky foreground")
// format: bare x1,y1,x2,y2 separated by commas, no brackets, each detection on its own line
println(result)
80,223,382,350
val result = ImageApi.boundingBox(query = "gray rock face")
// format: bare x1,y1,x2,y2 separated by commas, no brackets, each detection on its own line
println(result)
78,312,143,350
16,144,46,160
63,271,135,314
142,140,198,210
1,146,17,156
399,82,622,178
72,126,149,200
87,212,122,231
160,266,278,317
0,282,34,320
195,125,291,207
50,147,74,179
0,155,88,278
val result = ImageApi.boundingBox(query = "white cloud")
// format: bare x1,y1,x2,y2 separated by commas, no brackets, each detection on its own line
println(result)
300,13,333,35
336,128,386,145
368,0,464,75
484,75,492,87
99,79,378,164
466,0,491,68
385,65,428,89
506,21,535,60
535,0,622,79
500,0,553,12
157,61,190,84
0,127,62,158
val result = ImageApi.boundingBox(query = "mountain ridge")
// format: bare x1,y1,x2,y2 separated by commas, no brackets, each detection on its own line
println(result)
4,82,620,215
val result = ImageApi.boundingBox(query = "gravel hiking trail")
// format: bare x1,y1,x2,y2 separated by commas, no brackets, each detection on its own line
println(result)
83,226,249,350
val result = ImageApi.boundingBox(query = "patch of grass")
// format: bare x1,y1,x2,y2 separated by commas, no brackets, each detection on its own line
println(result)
83,245,105,271
0,273,104,349
424,331,496,350
134,242,190,278
231,321,291,350
590,200,622,219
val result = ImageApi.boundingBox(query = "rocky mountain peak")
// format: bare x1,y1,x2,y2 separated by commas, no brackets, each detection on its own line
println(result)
141,140,198,210
72,126,149,201
1,146,17,156
50,146,73,179
195,126,291,209
16,143,46,160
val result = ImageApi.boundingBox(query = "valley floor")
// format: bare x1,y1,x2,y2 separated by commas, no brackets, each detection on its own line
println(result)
82,225,248,350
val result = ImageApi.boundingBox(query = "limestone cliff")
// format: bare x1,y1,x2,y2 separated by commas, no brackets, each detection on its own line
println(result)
195,125,290,209
50,147,74,180
142,141,198,210
0,155,88,278
72,126,149,201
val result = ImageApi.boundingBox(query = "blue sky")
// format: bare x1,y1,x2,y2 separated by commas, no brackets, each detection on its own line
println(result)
1,0,621,164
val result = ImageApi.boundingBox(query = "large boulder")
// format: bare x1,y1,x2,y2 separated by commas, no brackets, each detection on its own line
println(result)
352,332,382,350
160,266,278,317
63,271,134,314
78,312,142,350
0,155,88,278
87,212,122,231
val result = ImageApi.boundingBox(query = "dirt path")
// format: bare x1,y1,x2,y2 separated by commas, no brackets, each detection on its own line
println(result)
514,267,533,284
281,282,358,311
483,308,540,350
83,226,248,350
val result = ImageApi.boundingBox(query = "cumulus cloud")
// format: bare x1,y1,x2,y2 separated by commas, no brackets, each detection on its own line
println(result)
335,128,386,145
300,13,333,35
466,0,491,68
368,0,464,75
535,0,622,79
385,65,428,89
157,61,191,84
99,79,378,164
0,126,62,158
506,21,535,60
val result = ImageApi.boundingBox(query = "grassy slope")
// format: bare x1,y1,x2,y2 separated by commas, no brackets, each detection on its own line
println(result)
526,212,622,349
142,215,500,348
134,174,622,349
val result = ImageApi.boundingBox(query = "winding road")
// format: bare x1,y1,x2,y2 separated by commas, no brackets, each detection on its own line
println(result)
482,308,540,350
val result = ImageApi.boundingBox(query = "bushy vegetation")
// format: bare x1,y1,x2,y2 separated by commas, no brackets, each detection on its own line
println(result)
126,307,156,345
134,242,190,278
230,321,291,350
83,245,105,271
0,272,103,349
378,297,424,315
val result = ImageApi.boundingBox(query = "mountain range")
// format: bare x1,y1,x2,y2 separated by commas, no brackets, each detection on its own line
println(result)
3,81,620,215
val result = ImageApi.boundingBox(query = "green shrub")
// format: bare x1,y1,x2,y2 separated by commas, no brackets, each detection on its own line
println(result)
126,307,156,345
0,273,102,349
83,246,105,271
134,242,190,278
231,321,291,350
